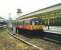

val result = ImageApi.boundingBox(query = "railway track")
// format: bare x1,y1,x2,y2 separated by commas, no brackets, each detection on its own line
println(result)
39,32,61,44
8,30,43,50
17,31,61,44
8,29,61,50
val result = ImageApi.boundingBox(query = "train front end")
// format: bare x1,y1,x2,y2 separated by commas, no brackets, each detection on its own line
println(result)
16,18,44,34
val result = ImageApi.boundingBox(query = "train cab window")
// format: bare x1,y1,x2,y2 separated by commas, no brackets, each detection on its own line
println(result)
35,21,40,25
31,18,41,25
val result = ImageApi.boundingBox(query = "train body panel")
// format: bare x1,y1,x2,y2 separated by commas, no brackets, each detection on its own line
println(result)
16,18,44,34
16,25,44,32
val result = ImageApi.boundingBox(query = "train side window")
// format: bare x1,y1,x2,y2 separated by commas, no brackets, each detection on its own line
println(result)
24,20,31,25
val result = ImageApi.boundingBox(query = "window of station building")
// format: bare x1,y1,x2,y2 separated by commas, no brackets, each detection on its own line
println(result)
49,16,61,26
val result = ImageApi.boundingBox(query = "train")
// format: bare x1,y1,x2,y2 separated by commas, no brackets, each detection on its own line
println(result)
16,17,45,34
0,19,7,28
15,3,61,34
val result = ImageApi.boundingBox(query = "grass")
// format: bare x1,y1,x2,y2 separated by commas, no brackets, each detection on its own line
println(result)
0,28,38,50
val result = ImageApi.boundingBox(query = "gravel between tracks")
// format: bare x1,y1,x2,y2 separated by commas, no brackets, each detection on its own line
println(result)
16,32,61,50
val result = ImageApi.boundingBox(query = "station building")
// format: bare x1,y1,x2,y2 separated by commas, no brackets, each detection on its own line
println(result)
17,3,61,26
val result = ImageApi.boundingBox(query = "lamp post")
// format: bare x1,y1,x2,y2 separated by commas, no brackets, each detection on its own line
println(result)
8,13,12,31
12,9,22,34
16,9,22,25
17,9,22,18
16,9,22,33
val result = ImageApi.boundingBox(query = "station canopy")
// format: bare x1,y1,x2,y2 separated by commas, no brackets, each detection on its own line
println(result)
17,3,61,20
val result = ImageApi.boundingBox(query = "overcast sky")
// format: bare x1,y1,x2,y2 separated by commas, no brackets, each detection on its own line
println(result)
0,0,61,19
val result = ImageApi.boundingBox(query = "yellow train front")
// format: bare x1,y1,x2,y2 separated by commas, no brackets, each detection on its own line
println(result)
16,18,44,34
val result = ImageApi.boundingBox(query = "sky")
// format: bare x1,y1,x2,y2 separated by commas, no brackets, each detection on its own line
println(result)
0,0,61,20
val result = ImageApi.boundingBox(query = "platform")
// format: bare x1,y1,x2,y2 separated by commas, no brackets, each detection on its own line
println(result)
44,26,61,34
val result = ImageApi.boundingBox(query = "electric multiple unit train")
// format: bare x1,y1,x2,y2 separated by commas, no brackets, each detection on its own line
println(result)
16,3,61,34
16,17,45,34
